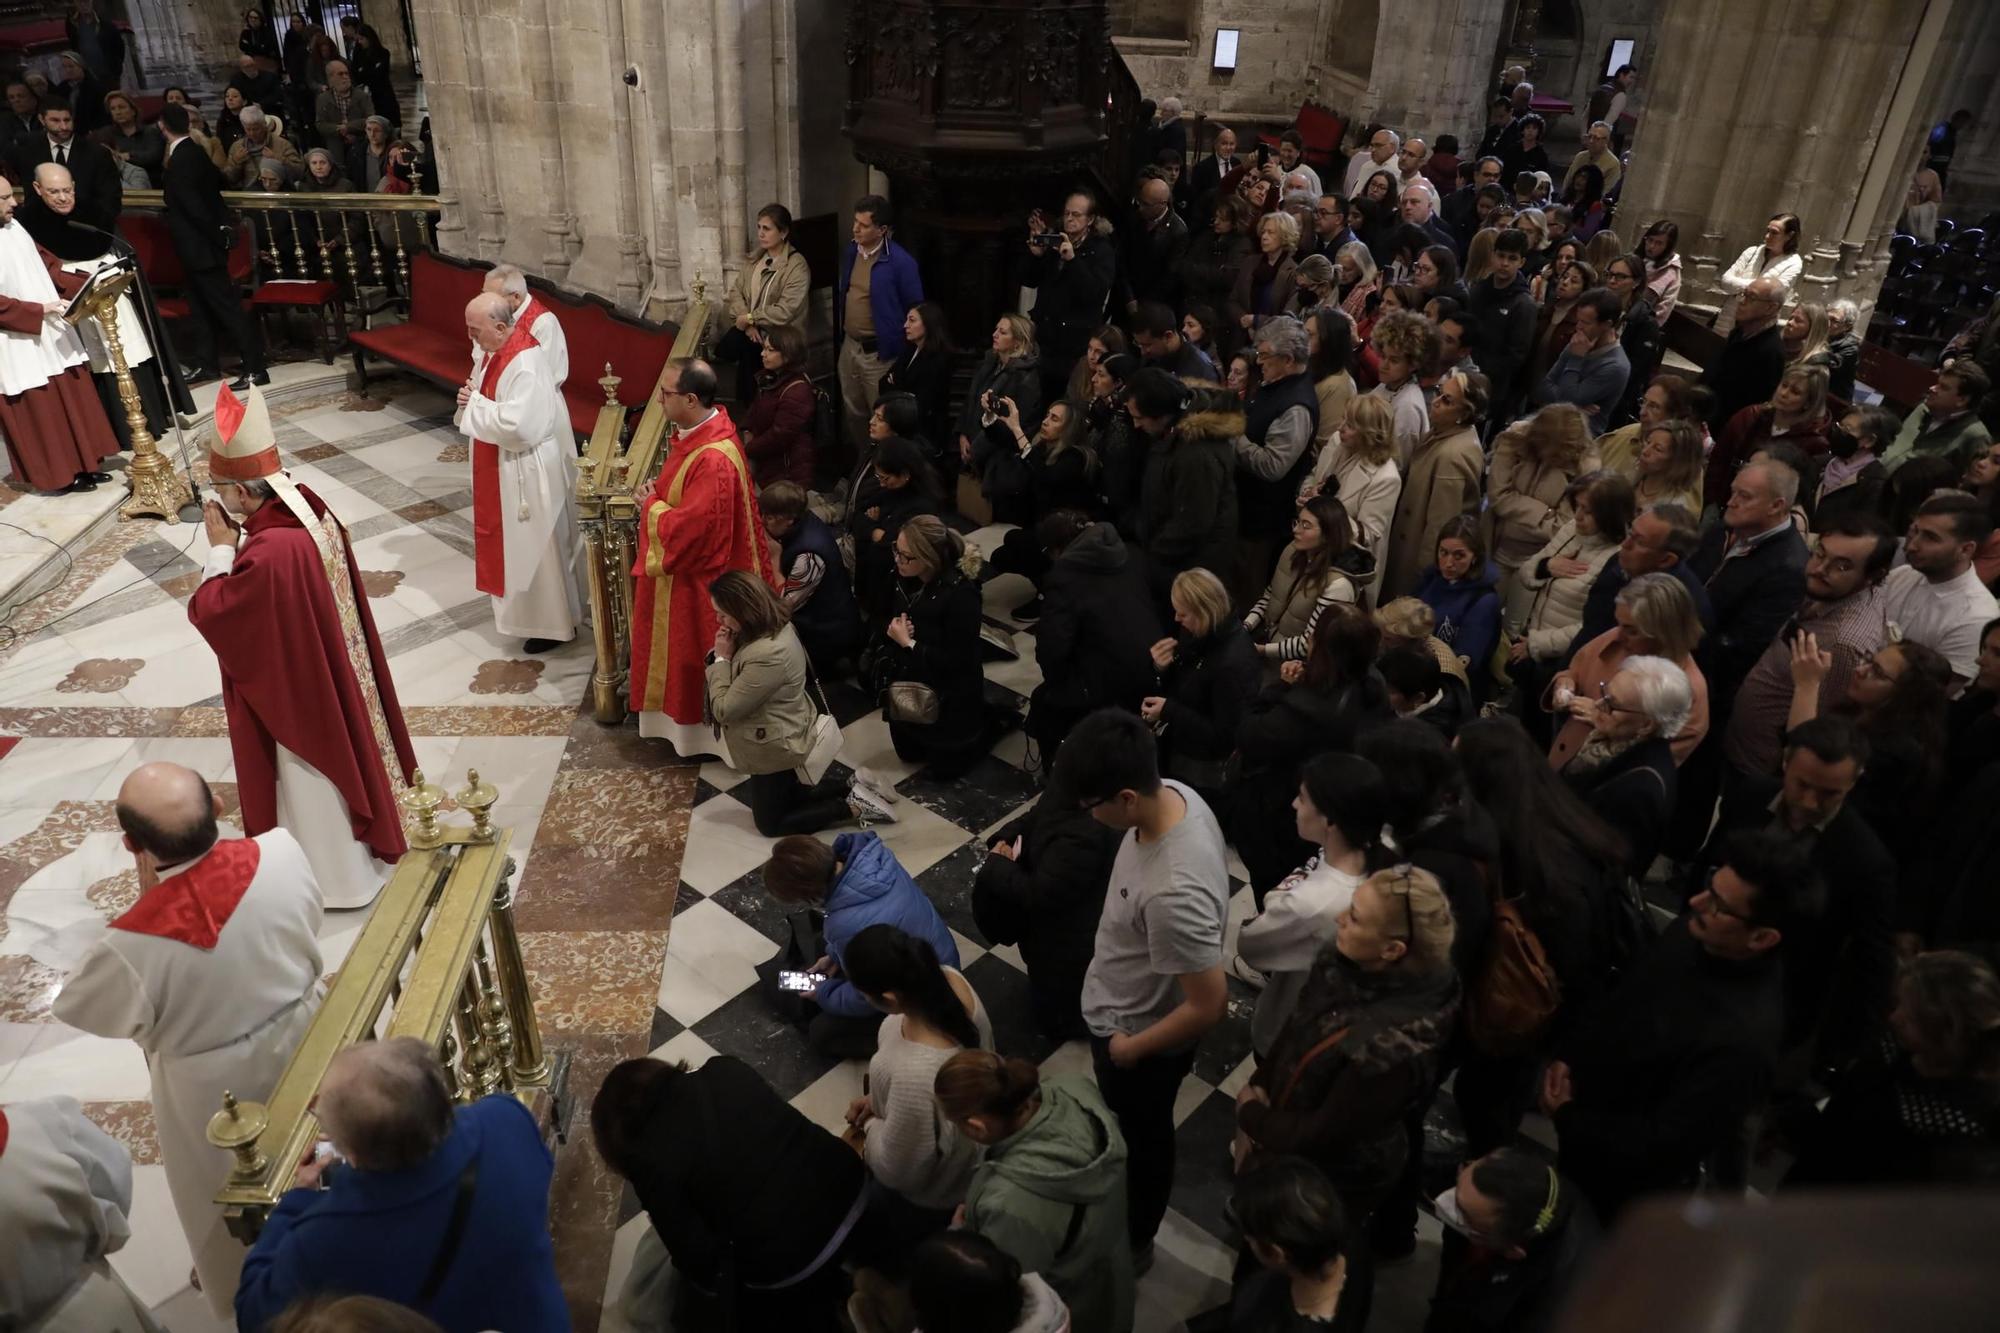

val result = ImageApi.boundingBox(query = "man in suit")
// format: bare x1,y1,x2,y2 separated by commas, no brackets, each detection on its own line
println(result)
8,99,119,234
1185,123,1239,218
1666,459,1810,860
0,80,39,149
159,103,266,388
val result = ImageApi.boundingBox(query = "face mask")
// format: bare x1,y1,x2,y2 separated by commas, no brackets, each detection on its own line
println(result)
1826,426,1859,459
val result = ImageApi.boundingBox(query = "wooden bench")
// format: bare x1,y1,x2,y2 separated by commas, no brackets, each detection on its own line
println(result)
350,251,679,435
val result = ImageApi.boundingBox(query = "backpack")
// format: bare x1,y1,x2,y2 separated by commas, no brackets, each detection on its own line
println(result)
1464,871,1561,1057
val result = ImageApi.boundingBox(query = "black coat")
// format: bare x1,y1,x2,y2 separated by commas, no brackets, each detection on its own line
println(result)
1035,521,1163,717
1231,674,1392,892
1902,760,2000,963
1552,919,1784,1221
1137,409,1239,581
1689,523,1810,709
1157,620,1260,792
1785,1039,2000,1190
1701,323,1787,433
878,568,986,748
1426,1198,1601,1333
622,1055,868,1289
161,136,234,272
877,342,954,467
1805,461,1888,529
1016,231,1116,368
1466,273,1540,411
972,769,1122,1040
1565,737,1676,881
1699,783,1897,1070
10,135,121,233
1402,804,1498,986
228,68,287,117
1608,298,1666,428
1114,208,1189,312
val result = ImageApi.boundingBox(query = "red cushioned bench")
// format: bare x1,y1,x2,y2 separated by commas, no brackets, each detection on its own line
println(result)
350,251,679,436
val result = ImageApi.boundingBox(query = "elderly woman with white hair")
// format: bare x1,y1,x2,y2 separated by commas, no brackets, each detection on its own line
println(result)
1557,653,1693,877
1548,570,1707,768
1825,298,1862,401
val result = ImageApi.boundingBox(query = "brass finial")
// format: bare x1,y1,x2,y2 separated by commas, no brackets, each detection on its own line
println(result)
403,769,446,849
457,768,499,843
691,275,707,304
599,362,622,406
207,1090,270,1182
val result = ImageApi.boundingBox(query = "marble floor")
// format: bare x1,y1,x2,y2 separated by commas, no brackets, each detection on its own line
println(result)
0,375,1447,1332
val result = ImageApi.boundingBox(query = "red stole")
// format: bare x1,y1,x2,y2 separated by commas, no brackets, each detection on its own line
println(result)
109,838,262,950
519,294,550,333
471,320,541,597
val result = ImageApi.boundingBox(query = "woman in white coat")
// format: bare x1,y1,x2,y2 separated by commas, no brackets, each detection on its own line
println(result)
1713,212,1804,335
1506,470,1635,668
1298,392,1402,603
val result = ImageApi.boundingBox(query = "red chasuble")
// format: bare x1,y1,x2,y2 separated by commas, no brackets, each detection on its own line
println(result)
109,838,261,949
469,319,541,597
629,407,778,722
188,484,418,862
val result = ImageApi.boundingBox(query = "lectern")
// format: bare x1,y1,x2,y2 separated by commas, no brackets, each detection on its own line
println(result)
63,263,192,523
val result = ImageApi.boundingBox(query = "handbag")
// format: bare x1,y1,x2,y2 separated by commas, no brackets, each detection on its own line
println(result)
795,659,844,786
882,680,942,725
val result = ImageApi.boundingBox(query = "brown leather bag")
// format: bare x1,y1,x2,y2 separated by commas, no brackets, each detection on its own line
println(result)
1465,884,1561,1057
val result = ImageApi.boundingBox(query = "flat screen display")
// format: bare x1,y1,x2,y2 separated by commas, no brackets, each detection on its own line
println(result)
1214,28,1239,71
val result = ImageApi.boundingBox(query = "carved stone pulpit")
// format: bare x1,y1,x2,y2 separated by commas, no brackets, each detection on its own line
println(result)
844,0,1141,353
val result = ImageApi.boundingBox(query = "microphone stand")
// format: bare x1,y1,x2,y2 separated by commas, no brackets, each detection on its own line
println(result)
67,219,204,522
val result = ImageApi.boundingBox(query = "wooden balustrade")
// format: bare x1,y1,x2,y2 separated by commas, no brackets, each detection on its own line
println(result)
205,768,560,1243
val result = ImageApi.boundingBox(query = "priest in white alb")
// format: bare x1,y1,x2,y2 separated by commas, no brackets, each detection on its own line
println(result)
0,169,118,495
188,382,416,910
53,762,326,1320
483,262,569,391
0,1096,163,1331
457,291,582,652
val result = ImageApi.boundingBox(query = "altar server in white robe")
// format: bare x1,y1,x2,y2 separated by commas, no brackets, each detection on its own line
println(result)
52,762,325,1320
0,1096,164,1332
456,292,582,652
484,262,569,390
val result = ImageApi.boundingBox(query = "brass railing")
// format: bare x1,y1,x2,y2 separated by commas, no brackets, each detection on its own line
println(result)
205,769,557,1242
573,282,715,723
121,188,441,306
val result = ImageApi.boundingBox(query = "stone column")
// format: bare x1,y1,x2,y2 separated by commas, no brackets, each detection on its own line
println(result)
1617,0,1941,319
1362,0,1511,149
125,0,242,86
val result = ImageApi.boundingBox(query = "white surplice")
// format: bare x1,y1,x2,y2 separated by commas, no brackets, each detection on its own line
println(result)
455,341,583,641
528,306,568,389
0,219,89,395
51,830,326,1320
0,1096,164,1333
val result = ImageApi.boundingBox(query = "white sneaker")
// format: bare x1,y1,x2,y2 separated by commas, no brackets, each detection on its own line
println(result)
848,784,900,825
1227,954,1268,989
851,765,901,804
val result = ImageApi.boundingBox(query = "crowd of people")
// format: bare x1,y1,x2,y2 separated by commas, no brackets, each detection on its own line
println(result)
12,56,2000,1333
553,85,2000,1333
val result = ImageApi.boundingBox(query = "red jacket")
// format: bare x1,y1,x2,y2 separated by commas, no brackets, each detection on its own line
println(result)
739,368,817,488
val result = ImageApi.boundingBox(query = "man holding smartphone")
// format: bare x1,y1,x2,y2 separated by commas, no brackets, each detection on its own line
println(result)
1019,189,1116,402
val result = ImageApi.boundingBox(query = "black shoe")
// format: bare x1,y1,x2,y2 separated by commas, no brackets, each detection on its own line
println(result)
523,637,566,654
183,365,219,385
227,375,250,391
80,470,115,483
1010,594,1043,621
248,370,272,386
58,477,99,494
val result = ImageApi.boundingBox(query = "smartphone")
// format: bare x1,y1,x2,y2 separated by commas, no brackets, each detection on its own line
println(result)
778,970,819,993
1032,232,1066,246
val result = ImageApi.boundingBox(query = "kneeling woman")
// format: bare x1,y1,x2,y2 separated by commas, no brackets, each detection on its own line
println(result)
704,570,861,836
875,515,993,779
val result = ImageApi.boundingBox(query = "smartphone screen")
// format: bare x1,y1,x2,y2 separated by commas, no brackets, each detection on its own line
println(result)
779,970,818,993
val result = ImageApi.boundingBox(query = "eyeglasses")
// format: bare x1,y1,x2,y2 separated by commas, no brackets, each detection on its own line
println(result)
891,546,918,563
1696,867,1757,923
1807,545,1858,575
1592,694,1646,717
1378,865,1418,942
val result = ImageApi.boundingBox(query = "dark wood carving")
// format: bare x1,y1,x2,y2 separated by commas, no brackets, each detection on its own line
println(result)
844,0,1141,355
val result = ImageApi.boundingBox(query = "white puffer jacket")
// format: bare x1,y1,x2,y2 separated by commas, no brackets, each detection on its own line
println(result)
1511,521,1620,660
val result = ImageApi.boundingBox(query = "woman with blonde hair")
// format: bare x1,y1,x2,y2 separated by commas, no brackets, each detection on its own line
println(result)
1461,226,1500,286
1631,418,1706,513
1487,402,1599,577
1144,566,1261,800
1299,393,1402,599
1375,596,1471,686
1704,363,1831,510
1233,209,1302,333
1782,301,1833,372
1581,228,1624,277
1512,208,1550,270
1335,239,1381,326
1549,571,1709,766
1235,865,1459,1220
1595,371,1697,478
960,313,1044,522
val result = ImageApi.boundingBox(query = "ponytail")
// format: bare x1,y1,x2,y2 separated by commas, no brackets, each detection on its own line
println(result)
935,1049,1041,1124
843,925,982,1050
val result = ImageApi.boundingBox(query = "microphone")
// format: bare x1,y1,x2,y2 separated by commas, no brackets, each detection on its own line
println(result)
63,218,135,257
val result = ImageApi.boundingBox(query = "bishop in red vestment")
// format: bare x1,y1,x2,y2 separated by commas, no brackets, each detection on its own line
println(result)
0,176,117,494
187,383,416,909
631,358,778,753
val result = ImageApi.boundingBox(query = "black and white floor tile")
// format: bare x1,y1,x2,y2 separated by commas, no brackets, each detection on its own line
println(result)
606,535,1447,1333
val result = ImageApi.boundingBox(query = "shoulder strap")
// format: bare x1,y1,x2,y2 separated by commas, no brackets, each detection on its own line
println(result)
1275,1025,1352,1109
415,1155,480,1306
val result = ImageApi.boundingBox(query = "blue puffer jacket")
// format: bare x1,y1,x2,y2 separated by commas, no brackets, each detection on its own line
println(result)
1415,560,1503,682
816,831,960,1016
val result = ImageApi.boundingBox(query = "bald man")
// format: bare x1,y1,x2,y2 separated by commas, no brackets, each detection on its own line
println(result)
481,262,568,389
53,762,325,1319
456,292,581,650
1116,172,1188,313
1701,274,1790,434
